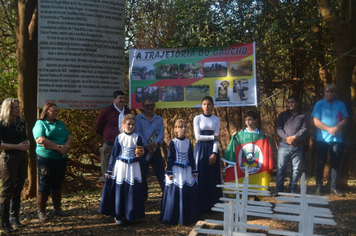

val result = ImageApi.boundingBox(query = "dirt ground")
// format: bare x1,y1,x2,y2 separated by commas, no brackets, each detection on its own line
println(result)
3,170,356,236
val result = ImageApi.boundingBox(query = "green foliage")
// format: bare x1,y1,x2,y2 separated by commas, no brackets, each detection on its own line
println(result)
0,1,17,101
57,109,102,175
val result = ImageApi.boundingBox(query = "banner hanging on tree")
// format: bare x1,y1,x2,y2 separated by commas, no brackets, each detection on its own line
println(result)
129,43,257,109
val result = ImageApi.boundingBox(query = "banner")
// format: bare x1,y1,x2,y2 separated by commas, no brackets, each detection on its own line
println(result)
222,132,273,190
129,43,257,109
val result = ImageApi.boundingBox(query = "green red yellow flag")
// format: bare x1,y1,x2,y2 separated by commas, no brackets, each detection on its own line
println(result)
222,132,273,189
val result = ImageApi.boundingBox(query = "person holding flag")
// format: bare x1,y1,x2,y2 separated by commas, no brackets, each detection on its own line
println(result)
223,111,273,199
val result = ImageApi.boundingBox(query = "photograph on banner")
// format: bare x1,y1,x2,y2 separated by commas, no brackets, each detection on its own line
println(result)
155,64,178,80
129,43,257,109
179,63,204,79
132,65,155,80
186,85,210,101
204,62,228,78
161,86,184,102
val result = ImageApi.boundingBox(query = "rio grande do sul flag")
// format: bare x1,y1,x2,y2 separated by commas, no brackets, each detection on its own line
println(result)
222,132,273,189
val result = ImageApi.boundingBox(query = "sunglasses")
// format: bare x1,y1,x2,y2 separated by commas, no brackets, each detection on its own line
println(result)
144,104,155,108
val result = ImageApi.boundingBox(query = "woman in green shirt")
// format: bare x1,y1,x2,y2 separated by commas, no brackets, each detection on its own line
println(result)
32,103,72,222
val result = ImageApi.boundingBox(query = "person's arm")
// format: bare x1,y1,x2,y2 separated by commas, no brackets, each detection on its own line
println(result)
106,136,121,177
136,135,143,146
58,135,73,156
134,115,148,146
0,141,30,151
212,116,220,154
293,114,308,139
166,140,176,178
313,117,331,131
209,117,220,166
154,116,165,145
35,136,61,151
193,116,216,142
146,116,165,155
276,113,288,140
0,120,30,151
94,109,106,136
188,141,198,176
327,117,348,136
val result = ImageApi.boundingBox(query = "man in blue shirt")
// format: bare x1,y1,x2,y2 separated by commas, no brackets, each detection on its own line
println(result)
311,85,348,196
276,95,308,194
135,98,165,201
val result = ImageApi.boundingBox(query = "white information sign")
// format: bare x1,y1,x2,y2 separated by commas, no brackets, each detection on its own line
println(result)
38,0,125,109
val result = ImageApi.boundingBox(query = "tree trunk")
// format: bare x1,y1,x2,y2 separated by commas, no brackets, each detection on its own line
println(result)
16,0,38,199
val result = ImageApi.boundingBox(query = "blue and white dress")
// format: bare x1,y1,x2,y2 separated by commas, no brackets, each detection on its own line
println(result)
99,131,145,222
160,137,199,225
194,113,222,212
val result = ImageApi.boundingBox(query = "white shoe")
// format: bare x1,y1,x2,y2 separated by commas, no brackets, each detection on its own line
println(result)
115,219,122,225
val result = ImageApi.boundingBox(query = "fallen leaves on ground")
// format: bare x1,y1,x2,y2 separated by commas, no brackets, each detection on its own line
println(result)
3,172,356,236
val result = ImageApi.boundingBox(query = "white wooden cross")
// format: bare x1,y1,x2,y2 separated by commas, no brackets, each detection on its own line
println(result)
268,173,336,235
195,164,272,236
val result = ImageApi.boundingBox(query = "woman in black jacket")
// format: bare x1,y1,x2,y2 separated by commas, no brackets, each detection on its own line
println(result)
0,98,29,233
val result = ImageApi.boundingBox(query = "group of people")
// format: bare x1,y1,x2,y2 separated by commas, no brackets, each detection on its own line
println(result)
0,84,348,232
0,100,71,233
95,93,222,226
275,84,348,197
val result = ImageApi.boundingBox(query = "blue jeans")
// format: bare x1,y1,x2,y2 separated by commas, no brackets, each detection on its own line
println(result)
276,143,302,192
316,142,344,190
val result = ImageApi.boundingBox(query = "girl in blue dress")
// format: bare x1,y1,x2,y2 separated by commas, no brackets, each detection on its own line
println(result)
194,96,222,212
160,119,199,225
99,114,145,225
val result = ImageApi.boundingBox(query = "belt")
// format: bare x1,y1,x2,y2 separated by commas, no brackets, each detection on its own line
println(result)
104,141,114,147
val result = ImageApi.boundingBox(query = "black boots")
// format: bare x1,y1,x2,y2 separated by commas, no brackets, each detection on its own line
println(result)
1,199,17,233
10,195,25,227
52,191,67,216
10,217,25,228
37,192,49,222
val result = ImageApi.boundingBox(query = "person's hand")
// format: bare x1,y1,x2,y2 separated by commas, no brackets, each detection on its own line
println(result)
136,147,144,157
327,126,339,136
58,145,68,157
17,141,30,151
285,136,295,145
215,134,221,141
145,144,152,152
209,153,217,166
231,131,237,136
290,140,297,147
147,142,156,149
168,176,173,181
193,174,197,178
